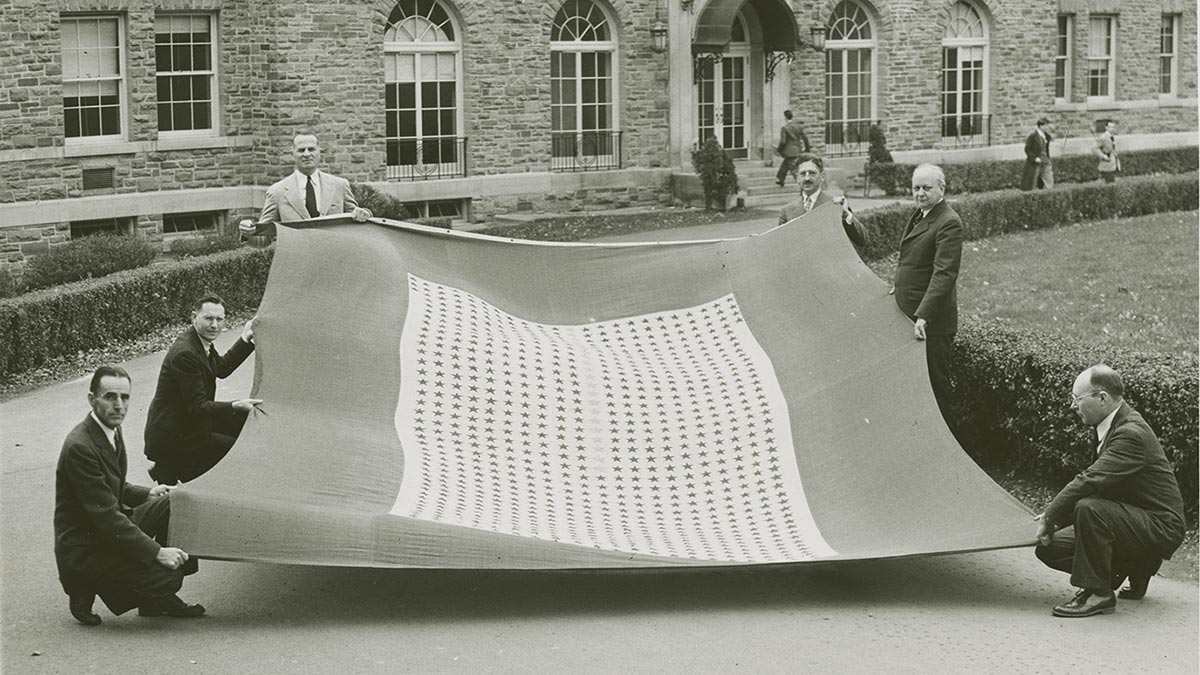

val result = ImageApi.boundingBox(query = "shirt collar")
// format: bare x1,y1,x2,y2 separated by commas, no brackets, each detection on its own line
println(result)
192,327,215,353
1095,406,1121,447
89,412,118,450
293,169,320,189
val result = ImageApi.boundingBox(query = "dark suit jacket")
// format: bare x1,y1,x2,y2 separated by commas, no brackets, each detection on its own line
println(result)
1043,403,1186,557
777,190,869,247
893,200,962,335
55,416,159,593
1021,130,1051,190
144,327,254,461
776,120,810,158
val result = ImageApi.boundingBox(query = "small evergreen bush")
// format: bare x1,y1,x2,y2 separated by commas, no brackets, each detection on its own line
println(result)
169,232,242,258
22,233,158,291
690,137,739,211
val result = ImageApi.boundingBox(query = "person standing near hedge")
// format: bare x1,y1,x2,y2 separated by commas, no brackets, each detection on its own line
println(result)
1093,119,1121,183
1020,117,1054,190
892,164,962,423
777,154,869,247
774,110,811,188
56,366,205,625
1034,364,1185,618
238,132,373,239
144,294,261,485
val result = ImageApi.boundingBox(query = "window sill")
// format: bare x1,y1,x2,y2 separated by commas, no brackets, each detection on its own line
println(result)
0,135,256,162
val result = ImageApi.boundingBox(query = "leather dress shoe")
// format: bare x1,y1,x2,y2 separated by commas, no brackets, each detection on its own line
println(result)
138,595,206,618
1118,573,1151,600
1052,589,1116,618
69,593,101,626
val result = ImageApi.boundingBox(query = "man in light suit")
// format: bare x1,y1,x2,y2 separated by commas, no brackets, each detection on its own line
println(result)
777,154,869,247
1093,119,1121,183
1035,365,1185,617
1020,117,1054,190
774,109,811,187
56,366,204,625
144,293,261,485
239,132,372,238
892,164,962,422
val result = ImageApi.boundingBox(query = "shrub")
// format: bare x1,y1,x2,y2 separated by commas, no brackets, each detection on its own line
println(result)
690,137,739,210
867,146,1198,196
22,233,158,291
867,124,893,165
169,232,243,258
354,184,419,221
856,172,1199,262
0,247,273,376
0,270,20,299
951,317,1198,525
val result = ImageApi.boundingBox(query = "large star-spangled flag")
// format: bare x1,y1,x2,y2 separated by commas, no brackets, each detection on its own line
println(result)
171,206,1033,569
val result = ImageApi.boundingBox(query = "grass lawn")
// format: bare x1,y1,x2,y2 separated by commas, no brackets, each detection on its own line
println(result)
869,210,1199,360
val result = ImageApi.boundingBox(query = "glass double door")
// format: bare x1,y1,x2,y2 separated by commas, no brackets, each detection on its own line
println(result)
696,54,748,159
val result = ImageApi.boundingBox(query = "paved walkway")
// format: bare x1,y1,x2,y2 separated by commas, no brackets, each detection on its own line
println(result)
1,220,1196,674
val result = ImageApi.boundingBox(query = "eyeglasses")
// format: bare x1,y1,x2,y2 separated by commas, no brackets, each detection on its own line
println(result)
1070,390,1103,405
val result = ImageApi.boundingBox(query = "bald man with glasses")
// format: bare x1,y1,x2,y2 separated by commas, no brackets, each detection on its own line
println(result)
1033,364,1185,618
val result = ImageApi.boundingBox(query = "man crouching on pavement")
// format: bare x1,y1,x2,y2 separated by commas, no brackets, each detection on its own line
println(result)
54,365,205,626
1034,364,1185,617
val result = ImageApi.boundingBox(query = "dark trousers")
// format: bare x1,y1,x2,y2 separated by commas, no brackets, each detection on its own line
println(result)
1035,497,1167,591
925,333,955,424
57,498,198,614
1100,171,1117,183
776,156,799,185
149,409,248,485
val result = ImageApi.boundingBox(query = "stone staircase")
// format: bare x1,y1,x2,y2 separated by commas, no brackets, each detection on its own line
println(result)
733,156,870,209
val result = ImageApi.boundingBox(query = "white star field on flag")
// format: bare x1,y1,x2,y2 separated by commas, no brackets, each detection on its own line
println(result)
391,274,836,563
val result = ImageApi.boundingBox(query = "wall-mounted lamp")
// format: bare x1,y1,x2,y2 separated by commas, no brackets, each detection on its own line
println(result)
807,24,828,52
650,22,669,53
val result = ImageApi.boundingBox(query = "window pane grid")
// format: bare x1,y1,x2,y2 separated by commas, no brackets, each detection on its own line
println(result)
1054,15,1072,100
385,52,459,168
1087,16,1114,98
155,14,214,132
61,16,123,139
1159,15,1178,95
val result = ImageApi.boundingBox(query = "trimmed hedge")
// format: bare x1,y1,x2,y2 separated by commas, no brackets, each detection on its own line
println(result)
856,172,1200,262
22,233,158,291
867,146,1198,196
951,317,1198,525
0,247,273,376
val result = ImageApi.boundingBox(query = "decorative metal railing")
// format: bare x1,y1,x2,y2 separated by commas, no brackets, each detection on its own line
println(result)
824,119,878,157
550,130,623,172
939,113,991,149
385,136,468,181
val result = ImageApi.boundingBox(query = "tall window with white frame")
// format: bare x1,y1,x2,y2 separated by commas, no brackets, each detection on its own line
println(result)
824,1,876,157
1086,15,1116,99
940,1,988,147
1159,14,1179,97
61,15,125,141
155,14,216,134
550,0,619,171
383,0,463,180
1054,15,1073,102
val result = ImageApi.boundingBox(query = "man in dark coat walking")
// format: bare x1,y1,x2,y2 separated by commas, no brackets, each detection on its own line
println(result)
1021,117,1054,190
55,366,205,625
774,109,811,187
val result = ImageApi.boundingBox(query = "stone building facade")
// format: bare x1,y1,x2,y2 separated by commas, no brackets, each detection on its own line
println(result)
1,0,1196,278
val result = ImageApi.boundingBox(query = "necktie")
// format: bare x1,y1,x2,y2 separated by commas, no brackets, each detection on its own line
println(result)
208,345,219,372
804,196,813,213
114,427,126,456
305,175,319,218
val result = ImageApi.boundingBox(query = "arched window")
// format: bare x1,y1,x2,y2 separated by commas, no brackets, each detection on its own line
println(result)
941,1,989,146
824,1,876,156
550,0,619,170
384,0,463,179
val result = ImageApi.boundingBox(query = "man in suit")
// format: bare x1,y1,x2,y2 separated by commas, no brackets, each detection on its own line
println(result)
1020,117,1054,190
144,293,261,485
56,366,205,625
1093,119,1121,183
1034,364,1185,617
774,110,811,187
777,154,869,247
239,132,372,238
892,164,962,422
